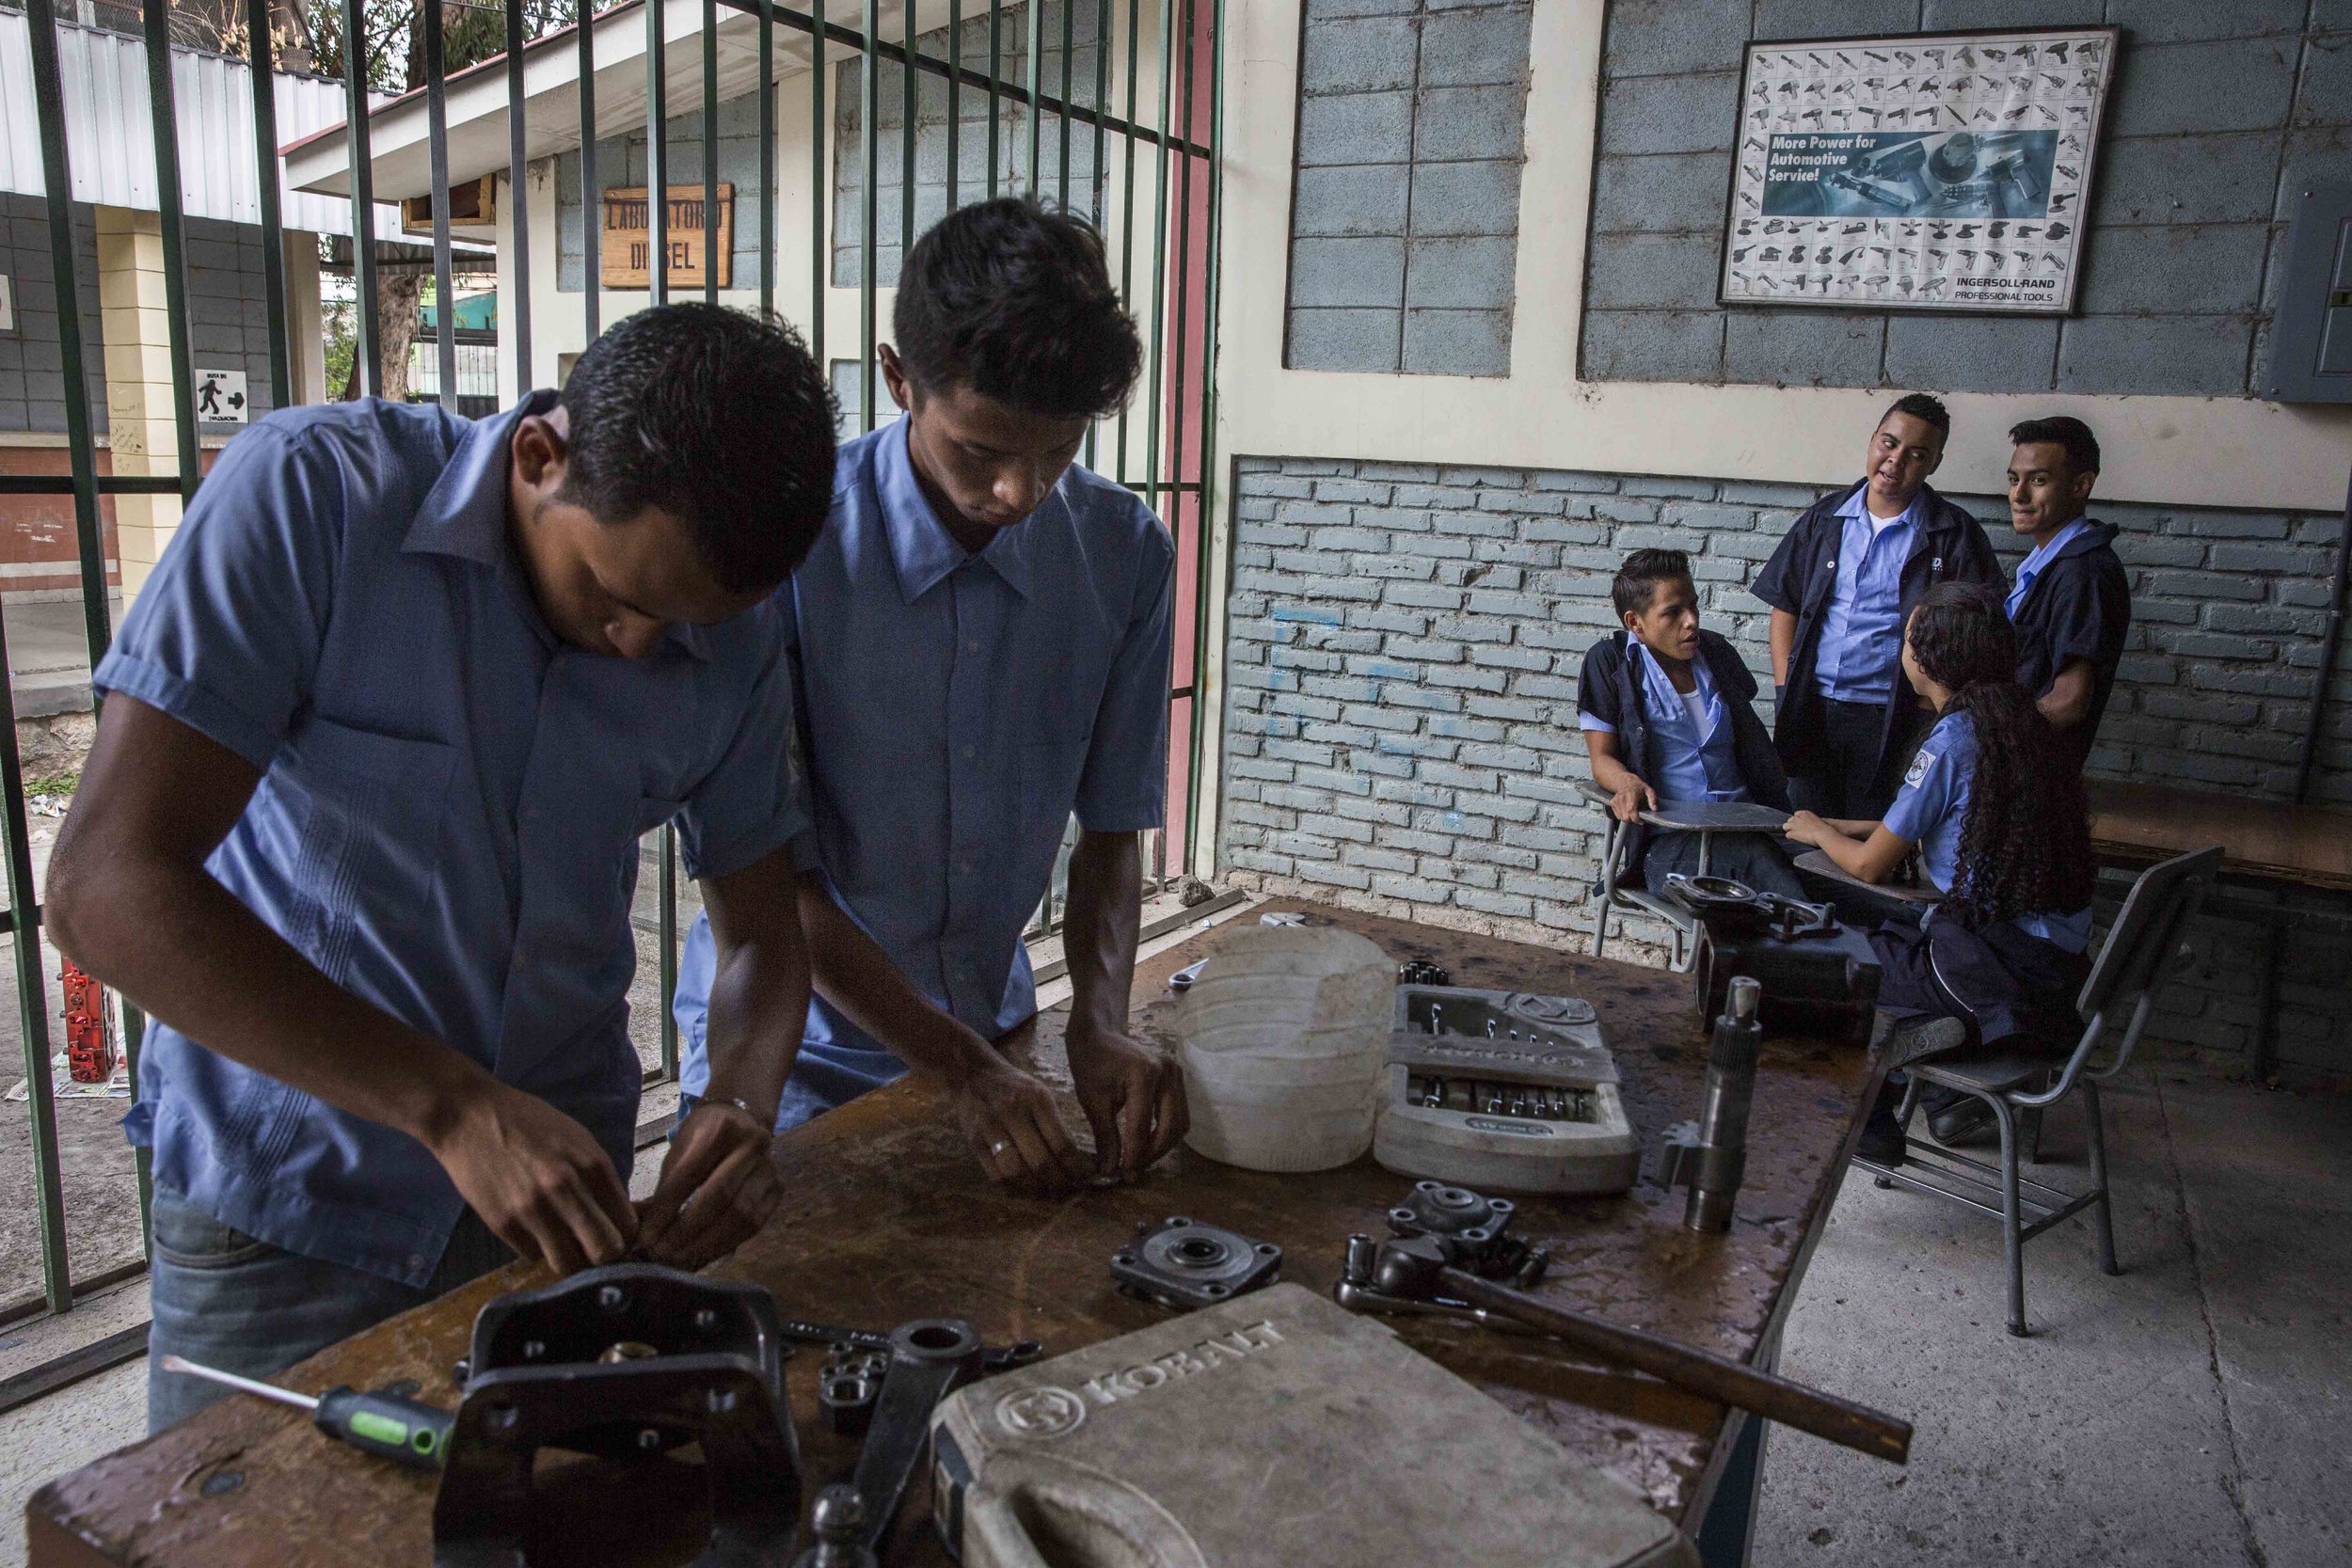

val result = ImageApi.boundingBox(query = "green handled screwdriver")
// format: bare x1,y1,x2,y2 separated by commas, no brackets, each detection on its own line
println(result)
159,1354,453,1469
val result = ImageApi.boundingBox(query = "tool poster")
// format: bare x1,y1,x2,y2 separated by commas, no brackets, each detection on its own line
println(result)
1718,29,2118,313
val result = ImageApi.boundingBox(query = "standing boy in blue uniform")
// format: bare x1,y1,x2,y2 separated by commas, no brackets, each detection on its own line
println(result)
2003,417,2130,773
47,305,840,1429
1578,548,1802,898
1753,394,2002,818
675,198,1184,1190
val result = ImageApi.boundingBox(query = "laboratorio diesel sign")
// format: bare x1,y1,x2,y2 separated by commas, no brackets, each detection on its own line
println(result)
1717,27,2119,314
601,185,735,291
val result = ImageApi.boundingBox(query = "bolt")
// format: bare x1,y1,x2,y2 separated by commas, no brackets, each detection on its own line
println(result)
596,1284,627,1312
637,1428,662,1452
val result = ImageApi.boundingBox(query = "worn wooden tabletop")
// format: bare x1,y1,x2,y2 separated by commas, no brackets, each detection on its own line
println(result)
27,897,1877,1566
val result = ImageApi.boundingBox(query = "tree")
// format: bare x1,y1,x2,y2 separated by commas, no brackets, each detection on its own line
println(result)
306,0,580,400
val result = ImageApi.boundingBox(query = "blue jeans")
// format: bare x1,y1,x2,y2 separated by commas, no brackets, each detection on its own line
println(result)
146,1187,512,1433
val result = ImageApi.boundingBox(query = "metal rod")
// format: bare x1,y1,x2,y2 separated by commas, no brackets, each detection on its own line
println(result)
1183,0,1221,866
141,0,200,502
1090,0,1109,222
901,0,916,274
705,0,721,303
648,0,669,306
22,0,111,677
987,0,1002,196
859,0,878,430
1436,1265,1912,1465
0,580,66,1312
660,828,680,1079
808,0,824,364
340,0,380,394
758,0,775,313
2293,467,2352,805
424,0,459,404
579,0,600,340
946,0,961,214
1141,0,1172,519
1023,0,1041,193
1114,0,1138,482
157,1356,319,1413
1057,0,1073,208
506,0,533,384
247,0,293,408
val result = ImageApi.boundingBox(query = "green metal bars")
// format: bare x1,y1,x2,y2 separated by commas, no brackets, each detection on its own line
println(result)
1,0,1223,1334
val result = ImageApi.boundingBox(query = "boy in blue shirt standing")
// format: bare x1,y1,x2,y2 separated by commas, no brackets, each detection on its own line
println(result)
1578,548,1803,898
674,198,1184,1190
2003,417,2130,773
47,305,839,1429
1753,394,2003,818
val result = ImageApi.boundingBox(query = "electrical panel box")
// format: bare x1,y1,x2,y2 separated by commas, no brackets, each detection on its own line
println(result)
2265,182,2352,404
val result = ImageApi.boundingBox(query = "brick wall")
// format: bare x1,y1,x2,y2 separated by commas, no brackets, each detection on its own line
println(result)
1581,2,2351,394
1216,452,2352,1082
0,195,107,436
1284,0,1533,376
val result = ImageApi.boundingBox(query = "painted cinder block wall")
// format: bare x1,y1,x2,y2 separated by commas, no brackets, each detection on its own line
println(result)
1581,1,2348,393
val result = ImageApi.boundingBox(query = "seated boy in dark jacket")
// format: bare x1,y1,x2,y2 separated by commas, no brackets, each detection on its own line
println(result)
1578,549,1804,899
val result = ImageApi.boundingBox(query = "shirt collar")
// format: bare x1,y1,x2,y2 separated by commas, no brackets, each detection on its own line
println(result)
2018,516,2093,579
873,414,1037,603
1836,483,1923,532
1633,639,1718,717
403,389,713,662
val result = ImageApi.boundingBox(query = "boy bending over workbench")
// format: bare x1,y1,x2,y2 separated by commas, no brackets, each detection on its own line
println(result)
48,306,838,1430
674,197,1186,1190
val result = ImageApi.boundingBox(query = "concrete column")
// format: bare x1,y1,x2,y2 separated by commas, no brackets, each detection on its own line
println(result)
95,206,182,607
283,230,326,406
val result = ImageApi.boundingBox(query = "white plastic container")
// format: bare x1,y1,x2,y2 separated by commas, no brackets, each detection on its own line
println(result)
1174,925,1395,1172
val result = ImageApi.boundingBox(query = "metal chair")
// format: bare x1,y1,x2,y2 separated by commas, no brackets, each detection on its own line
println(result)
1855,845,2222,1337
1577,781,1790,967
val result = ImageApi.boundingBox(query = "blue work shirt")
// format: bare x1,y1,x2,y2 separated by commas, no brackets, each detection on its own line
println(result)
94,395,807,1287
674,416,1175,1124
1883,712,2091,953
2005,517,2092,619
1813,488,1925,704
1577,641,1748,805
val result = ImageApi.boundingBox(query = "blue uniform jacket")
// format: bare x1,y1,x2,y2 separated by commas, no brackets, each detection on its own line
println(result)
2009,519,2130,773
1751,479,2001,788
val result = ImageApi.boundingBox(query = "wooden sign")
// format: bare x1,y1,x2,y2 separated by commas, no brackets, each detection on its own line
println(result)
400,174,497,239
600,185,734,290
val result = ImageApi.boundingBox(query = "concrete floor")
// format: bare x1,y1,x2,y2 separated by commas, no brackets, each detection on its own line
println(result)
2,1068,2343,1566
1756,1071,2350,1568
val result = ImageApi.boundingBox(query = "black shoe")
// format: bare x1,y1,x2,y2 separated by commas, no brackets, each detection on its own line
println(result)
1856,1088,1906,1167
1929,1096,1998,1148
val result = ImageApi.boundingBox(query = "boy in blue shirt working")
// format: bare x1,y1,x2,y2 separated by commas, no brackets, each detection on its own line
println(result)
674,198,1184,1190
2003,417,2130,773
1753,394,2003,818
1579,548,1804,899
48,305,839,1429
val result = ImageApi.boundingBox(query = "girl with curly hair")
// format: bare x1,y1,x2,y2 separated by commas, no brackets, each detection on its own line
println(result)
1784,583,2096,1164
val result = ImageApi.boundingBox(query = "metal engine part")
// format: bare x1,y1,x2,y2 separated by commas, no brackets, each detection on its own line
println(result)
1376,987,1641,1196
1653,975,1763,1232
1111,1216,1284,1310
818,1349,889,1437
433,1263,800,1568
1667,877,1883,1046
1385,1180,1549,1287
1396,958,1452,987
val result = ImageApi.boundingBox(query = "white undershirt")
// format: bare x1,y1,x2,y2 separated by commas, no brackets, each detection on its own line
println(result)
1678,687,1711,742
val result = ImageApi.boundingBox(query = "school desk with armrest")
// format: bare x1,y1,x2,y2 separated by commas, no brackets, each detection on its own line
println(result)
1576,781,1790,966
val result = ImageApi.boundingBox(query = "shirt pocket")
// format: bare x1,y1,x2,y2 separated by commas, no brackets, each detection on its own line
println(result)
277,717,457,981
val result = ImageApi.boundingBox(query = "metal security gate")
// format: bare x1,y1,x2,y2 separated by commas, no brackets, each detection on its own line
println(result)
0,0,1221,1374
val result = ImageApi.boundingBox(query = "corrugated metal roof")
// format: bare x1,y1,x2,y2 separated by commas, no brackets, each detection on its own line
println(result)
0,12,432,241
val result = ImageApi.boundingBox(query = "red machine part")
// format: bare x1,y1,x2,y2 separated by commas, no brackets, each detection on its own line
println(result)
62,957,116,1084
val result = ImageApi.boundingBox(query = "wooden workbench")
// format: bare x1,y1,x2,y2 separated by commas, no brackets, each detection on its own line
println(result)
2087,778,2352,893
26,898,1879,1566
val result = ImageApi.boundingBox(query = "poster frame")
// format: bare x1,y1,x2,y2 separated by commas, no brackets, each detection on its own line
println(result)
1714,24,2121,318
